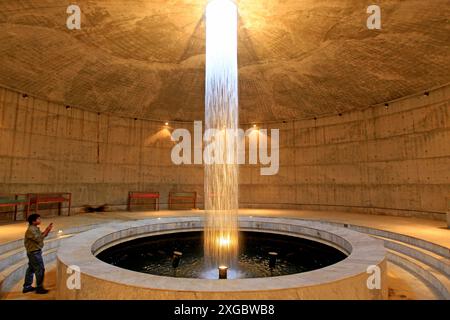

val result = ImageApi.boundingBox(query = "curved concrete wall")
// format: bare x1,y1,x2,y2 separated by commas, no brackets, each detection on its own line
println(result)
0,85,449,219
0,86,204,213
241,85,450,220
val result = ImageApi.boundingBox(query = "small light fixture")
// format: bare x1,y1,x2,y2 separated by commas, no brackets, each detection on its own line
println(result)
22,94,28,99
384,103,389,108
172,251,183,268
218,266,228,279
66,105,71,110
268,252,278,269
57,230,63,237
165,122,169,126
424,92,430,97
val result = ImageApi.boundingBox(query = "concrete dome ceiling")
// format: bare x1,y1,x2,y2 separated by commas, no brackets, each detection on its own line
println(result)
0,0,449,123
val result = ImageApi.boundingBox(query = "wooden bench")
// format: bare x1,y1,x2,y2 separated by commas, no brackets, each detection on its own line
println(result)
128,192,160,211
168,192,197,210
0,194,30,221
29,193,72,216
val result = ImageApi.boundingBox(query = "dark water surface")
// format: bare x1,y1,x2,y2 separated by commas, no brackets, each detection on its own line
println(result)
96,231,347,279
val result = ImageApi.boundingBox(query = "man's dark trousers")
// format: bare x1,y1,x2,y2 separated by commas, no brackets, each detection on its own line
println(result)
23,250,45,289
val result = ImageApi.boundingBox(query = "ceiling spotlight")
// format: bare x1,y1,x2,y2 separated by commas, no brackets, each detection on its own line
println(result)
165,122,169,126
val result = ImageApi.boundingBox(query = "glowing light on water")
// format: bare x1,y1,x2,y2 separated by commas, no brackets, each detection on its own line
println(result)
204,0,239,270
218,236,231,247
201,267,245,280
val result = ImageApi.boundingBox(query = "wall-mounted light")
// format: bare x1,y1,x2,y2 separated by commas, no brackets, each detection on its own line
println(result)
424,92,430,97
165,122,169,126
66,105,71,110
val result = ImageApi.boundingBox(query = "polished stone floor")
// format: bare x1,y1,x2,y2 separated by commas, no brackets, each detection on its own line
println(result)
1,209,448,247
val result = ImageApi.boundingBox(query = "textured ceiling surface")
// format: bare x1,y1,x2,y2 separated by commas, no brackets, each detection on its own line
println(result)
0,0,449,122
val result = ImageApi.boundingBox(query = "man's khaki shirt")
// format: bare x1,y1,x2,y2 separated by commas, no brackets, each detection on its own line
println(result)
24,225,44,253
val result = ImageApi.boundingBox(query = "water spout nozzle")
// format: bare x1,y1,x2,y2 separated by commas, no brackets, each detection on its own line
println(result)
172,251,183,269
218,266,228,279
269,252,278,269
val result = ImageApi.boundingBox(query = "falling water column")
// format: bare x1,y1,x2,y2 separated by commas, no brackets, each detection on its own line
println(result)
204,0,239,272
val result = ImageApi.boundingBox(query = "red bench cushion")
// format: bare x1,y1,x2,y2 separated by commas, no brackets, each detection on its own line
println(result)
130,194,159,199
31,197,67,203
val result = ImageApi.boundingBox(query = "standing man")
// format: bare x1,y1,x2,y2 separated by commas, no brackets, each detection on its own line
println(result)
23,214,53,294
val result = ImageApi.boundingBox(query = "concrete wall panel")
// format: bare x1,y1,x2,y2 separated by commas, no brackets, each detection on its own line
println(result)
0,85,449,219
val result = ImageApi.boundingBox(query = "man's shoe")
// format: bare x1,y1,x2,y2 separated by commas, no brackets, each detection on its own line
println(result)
22,286,36,294
35,287,49,294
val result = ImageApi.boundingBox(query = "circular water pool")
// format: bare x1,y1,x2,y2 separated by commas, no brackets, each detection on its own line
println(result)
96,231,347,279
56,217,387,299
